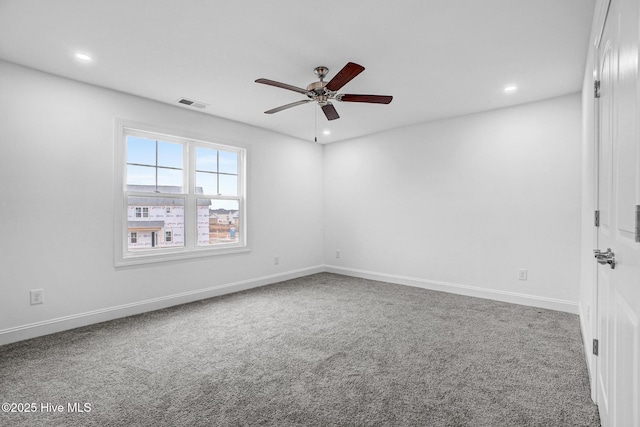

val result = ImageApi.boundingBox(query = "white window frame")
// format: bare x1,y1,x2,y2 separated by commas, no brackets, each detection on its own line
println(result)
114,119,248,267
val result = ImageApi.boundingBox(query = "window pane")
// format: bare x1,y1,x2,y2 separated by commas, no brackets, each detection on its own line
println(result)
157,141,183,169
126,137,183,192
219,174,238,196
127,136,156,165
127,196,184,251
127,165,156,186
196,147,218,172
198,199,240,246
196,171,217,195
219,150,238,174
157,168,183,190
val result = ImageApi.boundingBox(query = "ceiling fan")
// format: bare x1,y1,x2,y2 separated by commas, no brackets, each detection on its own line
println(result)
255,62,393,121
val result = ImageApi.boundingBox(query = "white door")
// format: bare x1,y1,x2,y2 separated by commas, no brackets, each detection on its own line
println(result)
595,0,640,425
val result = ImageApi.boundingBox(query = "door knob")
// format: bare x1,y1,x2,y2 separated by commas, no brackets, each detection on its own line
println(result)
594,248,616,269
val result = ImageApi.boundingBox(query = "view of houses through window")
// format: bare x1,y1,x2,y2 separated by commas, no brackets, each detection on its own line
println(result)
126,191,240,250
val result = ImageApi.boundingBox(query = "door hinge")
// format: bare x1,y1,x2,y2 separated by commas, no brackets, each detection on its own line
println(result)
594,80,601,98
593,339,599,356
636,205,640,243
595,210,600,227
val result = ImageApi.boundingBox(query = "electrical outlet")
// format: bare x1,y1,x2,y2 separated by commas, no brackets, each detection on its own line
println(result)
518,269,528,281
30,289,44,305
274,255,279,265
336,250,341,259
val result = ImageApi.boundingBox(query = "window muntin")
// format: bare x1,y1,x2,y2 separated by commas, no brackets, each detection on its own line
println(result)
116,124,247,266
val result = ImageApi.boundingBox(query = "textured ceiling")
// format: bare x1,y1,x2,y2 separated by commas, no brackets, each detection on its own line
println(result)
0,0,595,143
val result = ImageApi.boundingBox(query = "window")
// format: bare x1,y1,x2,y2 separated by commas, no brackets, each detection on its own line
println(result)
134,207,149,218
115,121,247,266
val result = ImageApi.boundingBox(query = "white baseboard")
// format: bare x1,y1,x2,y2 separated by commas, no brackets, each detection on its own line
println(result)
0,265,324,346
1,264,580,347
325,265,579,314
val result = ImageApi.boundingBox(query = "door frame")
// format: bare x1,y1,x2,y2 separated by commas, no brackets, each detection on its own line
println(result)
590,0,612,404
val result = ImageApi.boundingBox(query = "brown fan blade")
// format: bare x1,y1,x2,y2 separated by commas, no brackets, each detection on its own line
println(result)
255,78,310,95
339,94,393,104
325,62,365,91
322,102,340,120
264,99,313,114
321,103,340,121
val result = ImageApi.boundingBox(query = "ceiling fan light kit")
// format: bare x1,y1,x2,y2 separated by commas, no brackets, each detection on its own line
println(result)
256,62,393,121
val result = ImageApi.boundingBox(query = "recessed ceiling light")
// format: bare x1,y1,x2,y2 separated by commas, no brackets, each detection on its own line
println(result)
322,130,331,135
504,85,518,93
74,52,92,62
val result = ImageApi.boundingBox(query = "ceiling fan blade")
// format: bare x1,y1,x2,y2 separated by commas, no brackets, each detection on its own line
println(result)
325,62,365,91
321,103,340,121
255,78,310,95
339,94,393,104
264,99,312,114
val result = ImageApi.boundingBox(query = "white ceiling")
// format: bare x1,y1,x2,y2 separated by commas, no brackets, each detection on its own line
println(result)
0,0,595,143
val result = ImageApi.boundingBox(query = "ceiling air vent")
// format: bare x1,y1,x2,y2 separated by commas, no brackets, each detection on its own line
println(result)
177,98,208,109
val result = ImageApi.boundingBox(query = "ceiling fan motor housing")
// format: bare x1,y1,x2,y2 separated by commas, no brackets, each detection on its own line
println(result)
306,80,332,105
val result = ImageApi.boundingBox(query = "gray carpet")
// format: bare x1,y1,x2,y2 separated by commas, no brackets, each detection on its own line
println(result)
0,273,600,426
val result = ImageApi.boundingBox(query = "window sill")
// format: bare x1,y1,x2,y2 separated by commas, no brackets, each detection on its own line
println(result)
115,246,251,268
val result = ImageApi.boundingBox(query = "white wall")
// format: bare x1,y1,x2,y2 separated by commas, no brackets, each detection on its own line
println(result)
324,93,583,312
0,60,324,345
0,58,586,346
